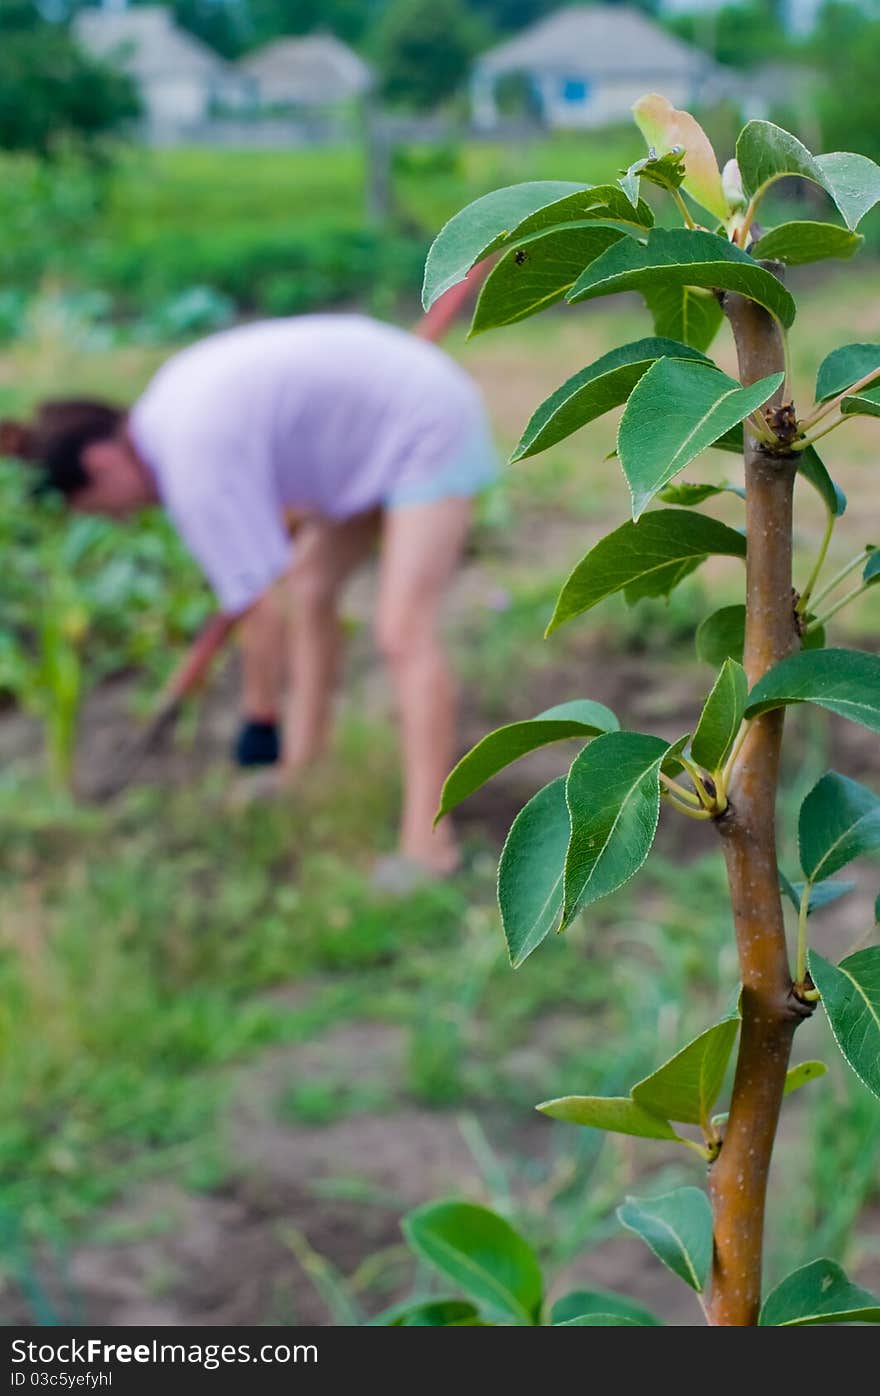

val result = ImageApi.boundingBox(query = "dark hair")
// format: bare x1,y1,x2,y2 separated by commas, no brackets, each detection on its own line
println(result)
0,399,124,498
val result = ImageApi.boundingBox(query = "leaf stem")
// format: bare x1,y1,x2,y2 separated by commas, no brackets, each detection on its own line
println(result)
797,508,835,614
670,186,696,229
661,789,714,820
738,194,760,248
806,579,867,631
678,1136,713,1162
795,881,811,987
659,770,701,806
793,416,847,452
799,364,880,432
747,410,777,446
719,719,752,793
808,547,872,610
679,754,717,811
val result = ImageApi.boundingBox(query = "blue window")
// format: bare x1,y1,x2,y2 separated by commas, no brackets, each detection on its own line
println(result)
561,76,590,104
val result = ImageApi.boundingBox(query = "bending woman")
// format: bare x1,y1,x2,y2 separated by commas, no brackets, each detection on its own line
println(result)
2,315,498,882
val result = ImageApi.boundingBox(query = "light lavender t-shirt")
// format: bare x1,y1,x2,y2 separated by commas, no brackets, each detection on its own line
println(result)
129,316,486,614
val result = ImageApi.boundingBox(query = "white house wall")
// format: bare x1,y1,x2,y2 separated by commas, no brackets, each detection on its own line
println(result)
141,77,212,132
539,74,699,129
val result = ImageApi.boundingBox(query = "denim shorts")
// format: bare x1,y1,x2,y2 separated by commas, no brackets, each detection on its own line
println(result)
386,417,500,508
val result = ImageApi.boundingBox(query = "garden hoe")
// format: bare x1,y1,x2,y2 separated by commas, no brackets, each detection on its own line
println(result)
88,610,237,802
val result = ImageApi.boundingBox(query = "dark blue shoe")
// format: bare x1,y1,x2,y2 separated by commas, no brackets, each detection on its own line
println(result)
234,719,280,767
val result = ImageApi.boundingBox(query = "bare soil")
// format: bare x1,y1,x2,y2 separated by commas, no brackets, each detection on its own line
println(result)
4,1022,702,1327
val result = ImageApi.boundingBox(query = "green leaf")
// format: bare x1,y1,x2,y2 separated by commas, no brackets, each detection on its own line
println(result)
783,1060,827,1096
751,221,862,265
642,282,725,352
696,605,745,666
658,481,744,507
661,732,691,778
471,224,624,334
842,384,880,418
632,94,728,221
630,1012,739,1126
619,148,687,203
402,1200,543,1324
556,1313,646,1326
737,120,827,204
799,771,880,882
498,777,569,968
510,337,710,462
437,699,618,821
691,659,748,772
506,183,655,240
537,1094,678,1141
736,122,878,231
562,731,668,930
760,1258,880,1325
618,358,784,518
379,1298,482,1326
865,551,880,586
778,870,856,917
810,947,880,1100
696,598,827,657
568,228,797,329
547,510,746,635
815,151,880,232
815,344,880,420
422,181,588,308
797,445,847,517
550,1289,662,1326
617,1188,712,1293
815,342,880,402
745,649,880,734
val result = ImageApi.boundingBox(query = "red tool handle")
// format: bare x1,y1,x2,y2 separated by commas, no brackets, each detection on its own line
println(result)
158,611,238,709
412,263,489,344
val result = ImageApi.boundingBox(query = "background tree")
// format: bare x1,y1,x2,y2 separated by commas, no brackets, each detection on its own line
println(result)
668,0,790,69
373,0,488,111
0,1,139,155
812,1,880,163
468,0,556,30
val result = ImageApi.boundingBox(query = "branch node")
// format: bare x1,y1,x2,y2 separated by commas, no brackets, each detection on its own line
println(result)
764,402,799,448
786,981,818,1021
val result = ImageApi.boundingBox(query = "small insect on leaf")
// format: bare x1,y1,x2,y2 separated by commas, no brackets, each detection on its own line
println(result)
514,249,528,265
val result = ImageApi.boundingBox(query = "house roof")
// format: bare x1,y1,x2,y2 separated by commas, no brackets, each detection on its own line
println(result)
239,34,373,103
477,4,715,76
73,6,229,81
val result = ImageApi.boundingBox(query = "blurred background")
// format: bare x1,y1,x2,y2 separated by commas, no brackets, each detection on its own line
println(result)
1,0,878,1327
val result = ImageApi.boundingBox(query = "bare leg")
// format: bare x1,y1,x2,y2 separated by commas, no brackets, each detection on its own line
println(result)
238,585,287,721
283,510,379,773
376,497,472,874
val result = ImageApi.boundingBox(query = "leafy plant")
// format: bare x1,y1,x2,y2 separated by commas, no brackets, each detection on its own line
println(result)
401,97,880,1325
0,463,213,787
0,539,88,791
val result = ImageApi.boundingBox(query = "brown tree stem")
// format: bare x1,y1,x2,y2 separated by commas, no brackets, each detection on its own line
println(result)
707,286,807,1326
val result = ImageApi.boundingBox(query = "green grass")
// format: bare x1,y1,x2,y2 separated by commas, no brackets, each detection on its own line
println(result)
97,129,645,245
0,130,646,321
